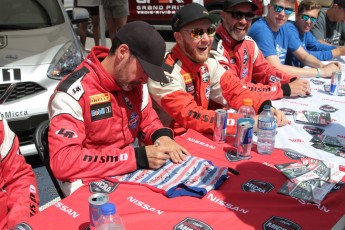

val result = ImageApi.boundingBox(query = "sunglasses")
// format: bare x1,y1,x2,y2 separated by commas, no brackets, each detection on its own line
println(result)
184,25,217,39
273,4,294,15
301,14,318,23
226,11,256,21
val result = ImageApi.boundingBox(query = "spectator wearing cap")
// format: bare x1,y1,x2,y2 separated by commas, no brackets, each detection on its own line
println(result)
48,21,190,196
211,0,311,99
285,0,345,67
248,0,341,78
311,0,345,45
147,3,288,137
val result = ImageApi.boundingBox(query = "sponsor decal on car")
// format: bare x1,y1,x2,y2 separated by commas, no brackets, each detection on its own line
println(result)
2,68,21,81
0,110,28,119
0,35,7,49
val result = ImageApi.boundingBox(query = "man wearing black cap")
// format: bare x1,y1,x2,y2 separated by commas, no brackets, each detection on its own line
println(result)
148,3,288,137
311,0,345,45
47,21,190,196
212,0,311,98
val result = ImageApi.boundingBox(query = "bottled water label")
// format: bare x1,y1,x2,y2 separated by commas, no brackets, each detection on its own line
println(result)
258,120,276,130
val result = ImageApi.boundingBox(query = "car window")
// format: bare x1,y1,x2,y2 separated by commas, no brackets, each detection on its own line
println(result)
0,0,65,30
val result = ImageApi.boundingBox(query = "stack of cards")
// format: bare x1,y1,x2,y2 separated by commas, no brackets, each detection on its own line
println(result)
310,134,345,157
275,158,345,203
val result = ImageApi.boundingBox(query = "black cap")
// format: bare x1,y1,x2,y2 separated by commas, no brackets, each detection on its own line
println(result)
171,3,221,32
116,21,169,83
223,0,258,11
334,0,345,7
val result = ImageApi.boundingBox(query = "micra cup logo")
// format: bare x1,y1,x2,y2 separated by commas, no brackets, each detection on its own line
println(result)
89,180,119,194
174,217,212,230
242,179,274,193
263,216,301,230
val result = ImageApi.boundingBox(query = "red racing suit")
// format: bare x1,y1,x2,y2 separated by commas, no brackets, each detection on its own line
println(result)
0,118,39,229
148,45,272,136
211,24,296,99
48,47,173,195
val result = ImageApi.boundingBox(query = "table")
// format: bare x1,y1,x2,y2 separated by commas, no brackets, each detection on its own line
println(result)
270,73,345,166
19,129,345,230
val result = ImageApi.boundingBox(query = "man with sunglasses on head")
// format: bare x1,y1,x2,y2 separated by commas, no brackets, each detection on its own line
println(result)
285,0,345,67
48,21,190,196
211,0,311,99
311,0,345,46
148,3,288,137
248,0,340,78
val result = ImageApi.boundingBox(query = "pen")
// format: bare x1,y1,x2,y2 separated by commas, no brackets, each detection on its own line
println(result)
228,167,239,176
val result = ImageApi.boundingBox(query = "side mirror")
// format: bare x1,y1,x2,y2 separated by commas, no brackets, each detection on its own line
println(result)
70,7,89,24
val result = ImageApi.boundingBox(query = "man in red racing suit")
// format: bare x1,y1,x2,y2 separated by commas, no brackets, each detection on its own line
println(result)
0,118,39,229
211,0,311,99
148,3,287,136
48,21,189,196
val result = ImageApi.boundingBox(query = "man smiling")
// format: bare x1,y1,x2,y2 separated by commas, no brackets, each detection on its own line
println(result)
148,3,288,136
211,0,311,99
248,0,340,78
285,0,345,67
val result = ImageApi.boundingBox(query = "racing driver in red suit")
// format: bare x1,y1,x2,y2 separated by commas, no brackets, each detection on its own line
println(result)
0,118,39,229
48,21,189,196
148,3,288,136
210,0,311,100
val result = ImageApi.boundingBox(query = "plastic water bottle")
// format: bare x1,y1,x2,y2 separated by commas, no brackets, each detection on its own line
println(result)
257,105,276,155
97,203,125,230
238,98,256,118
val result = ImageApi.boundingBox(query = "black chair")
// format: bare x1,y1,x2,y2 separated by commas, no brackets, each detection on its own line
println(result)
34,120,66,199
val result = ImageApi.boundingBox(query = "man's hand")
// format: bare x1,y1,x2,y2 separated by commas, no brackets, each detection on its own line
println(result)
289,78,311,97
144,136,190,169
271,108,288,127
321,63,341,77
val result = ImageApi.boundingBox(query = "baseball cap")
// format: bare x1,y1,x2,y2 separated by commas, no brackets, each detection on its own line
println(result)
115,21,169,83
334,0,345,7
171,3,221,32
223,0,258,11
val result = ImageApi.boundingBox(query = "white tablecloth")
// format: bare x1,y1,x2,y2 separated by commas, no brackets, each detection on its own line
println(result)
270,66,345,166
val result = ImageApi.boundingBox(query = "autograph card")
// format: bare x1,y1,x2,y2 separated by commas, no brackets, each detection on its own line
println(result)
294,111,331,126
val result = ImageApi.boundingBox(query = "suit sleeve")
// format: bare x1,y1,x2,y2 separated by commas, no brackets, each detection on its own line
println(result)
0,119,39,228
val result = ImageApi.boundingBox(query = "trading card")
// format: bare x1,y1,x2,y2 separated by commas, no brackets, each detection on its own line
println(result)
311,79,325,85
303,125,325,135
279,108,295,115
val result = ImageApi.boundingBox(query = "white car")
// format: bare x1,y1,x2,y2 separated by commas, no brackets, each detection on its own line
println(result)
0,0,89,156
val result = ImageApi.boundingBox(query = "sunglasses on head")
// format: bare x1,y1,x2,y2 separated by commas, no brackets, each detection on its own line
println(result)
273,4,294,15
226,11,255,21
301,14,318,23
184,25,217,39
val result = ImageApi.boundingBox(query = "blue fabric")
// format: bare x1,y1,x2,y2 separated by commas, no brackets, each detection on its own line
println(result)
248,18,301,64
285,22,336,67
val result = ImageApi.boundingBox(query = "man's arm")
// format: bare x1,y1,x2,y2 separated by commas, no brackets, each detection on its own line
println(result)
1,119,39,228
266,53,340,78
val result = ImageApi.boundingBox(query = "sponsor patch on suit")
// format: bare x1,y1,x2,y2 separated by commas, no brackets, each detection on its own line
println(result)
90,102,112,121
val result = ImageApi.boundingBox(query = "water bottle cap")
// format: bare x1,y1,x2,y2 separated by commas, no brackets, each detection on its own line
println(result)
101,202,116,215
242,98,253,106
